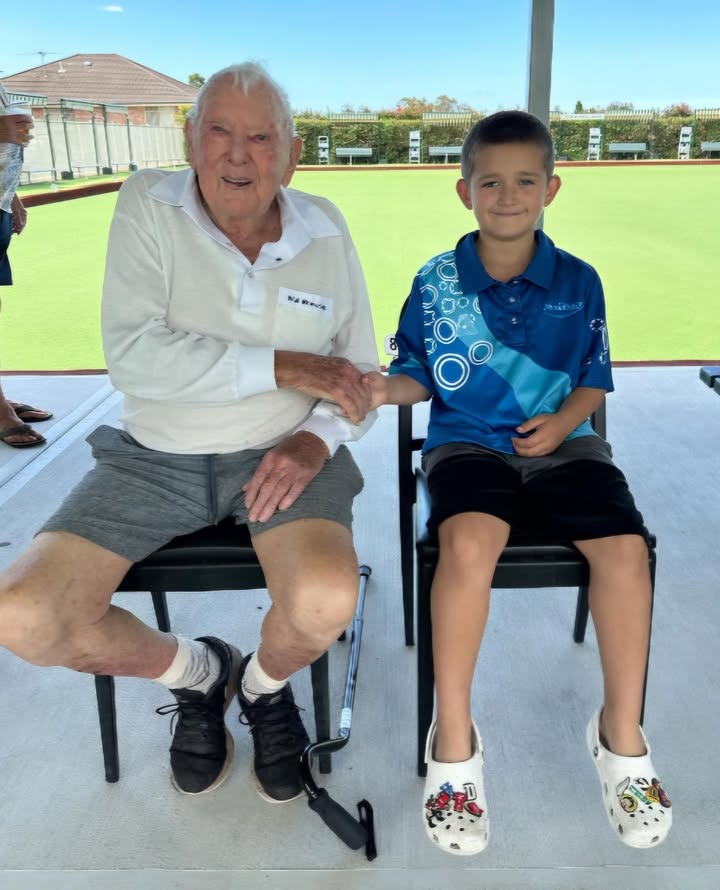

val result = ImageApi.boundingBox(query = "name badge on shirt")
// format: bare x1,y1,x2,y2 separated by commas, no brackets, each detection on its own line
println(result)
278,288,333,316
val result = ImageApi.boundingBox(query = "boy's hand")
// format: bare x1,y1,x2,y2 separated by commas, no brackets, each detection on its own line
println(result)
511,413,567,457
361,371,389,410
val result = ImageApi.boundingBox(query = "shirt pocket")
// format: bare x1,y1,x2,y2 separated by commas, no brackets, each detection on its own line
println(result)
272,287,336,352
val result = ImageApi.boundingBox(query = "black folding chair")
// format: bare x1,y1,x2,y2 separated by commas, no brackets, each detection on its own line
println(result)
397,398,657,777
94,518,338,782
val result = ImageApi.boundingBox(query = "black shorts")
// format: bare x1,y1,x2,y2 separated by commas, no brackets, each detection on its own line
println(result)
425,439,649,544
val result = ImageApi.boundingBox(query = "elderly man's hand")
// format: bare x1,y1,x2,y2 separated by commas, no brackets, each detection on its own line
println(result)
275,351,373,424
243,431,329,523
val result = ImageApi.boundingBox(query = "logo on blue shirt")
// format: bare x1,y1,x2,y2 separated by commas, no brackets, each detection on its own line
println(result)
543,301,584,317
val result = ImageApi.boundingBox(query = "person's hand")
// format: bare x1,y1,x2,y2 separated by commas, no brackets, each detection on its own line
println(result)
0,113,34,146
275,352,373,424
361,370,389,409
11,197,26,235
511,413,567,457
243,431,329,523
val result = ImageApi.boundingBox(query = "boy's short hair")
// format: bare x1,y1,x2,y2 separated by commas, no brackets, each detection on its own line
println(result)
460,111,555,181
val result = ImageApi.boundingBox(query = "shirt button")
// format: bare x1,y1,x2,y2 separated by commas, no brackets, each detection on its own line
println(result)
511,317,519,325
247,270,255,279
508,296,516,303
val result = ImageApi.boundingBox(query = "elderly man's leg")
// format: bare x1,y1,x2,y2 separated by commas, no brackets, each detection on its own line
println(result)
0,531,240,794
0,531,173,674
239,518,359,802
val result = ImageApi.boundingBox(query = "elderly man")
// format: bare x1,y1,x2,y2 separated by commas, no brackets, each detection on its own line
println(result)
0,63,379,802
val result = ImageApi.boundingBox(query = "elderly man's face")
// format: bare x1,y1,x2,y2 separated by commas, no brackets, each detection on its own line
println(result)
186,78,301,234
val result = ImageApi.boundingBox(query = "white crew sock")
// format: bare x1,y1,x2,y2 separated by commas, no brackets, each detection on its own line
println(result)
240,650,287,703
154,636,221,695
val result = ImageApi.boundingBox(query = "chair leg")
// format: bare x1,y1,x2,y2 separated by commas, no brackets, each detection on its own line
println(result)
573,585,590,643
416,558,435,778
95,675,120,783
151,590,171,633
310,652,332,775
400,507,415,647
398,404,416,647
640,553,656,726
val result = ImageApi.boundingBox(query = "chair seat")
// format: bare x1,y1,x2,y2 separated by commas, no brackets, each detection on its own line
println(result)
117,519,265,592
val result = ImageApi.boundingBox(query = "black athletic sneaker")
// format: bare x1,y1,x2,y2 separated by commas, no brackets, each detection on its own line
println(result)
237,653,310,803
156,636,242,794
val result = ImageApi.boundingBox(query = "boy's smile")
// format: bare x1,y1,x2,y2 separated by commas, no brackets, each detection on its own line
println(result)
456,143,561,246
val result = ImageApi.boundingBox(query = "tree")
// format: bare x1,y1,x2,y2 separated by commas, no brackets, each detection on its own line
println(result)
188,73,205,88
574,100,584,113
606,101,635,111
396,96,432,117
663,102,693,117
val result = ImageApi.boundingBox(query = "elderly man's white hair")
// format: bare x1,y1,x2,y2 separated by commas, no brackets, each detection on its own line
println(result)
187,62,294,137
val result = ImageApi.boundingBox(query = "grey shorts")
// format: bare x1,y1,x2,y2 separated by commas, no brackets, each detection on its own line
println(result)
39,425,365,562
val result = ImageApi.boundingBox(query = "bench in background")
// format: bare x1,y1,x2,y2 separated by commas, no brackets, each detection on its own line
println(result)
608,142,648,159
699,366,720,395
428,145,462,163
334,147,373,164
700,141,720,157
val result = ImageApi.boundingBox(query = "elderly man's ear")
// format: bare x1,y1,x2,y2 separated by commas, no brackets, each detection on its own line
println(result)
282,136,304,186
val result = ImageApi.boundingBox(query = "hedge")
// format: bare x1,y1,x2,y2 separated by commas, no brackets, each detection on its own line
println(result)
294,116,720,164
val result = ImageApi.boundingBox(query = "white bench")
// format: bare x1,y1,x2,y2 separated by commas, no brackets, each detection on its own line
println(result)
335,147,372,164
428,145,462,163
700,141,720,157
608,142,647,159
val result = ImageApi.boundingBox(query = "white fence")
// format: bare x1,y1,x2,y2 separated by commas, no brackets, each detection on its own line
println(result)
20,117,187,183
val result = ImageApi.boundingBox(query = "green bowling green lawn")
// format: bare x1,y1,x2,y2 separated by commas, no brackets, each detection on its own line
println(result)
1,164,717,371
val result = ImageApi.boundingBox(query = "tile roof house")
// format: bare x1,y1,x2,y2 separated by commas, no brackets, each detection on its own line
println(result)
2,54,198,125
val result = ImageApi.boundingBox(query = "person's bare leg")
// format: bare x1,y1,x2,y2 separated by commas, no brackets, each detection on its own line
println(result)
0,531,177,677
250,518,360,679
431,512,509,762
575,534,651,756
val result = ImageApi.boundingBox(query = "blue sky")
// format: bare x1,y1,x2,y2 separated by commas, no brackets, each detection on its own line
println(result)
2,1,719,113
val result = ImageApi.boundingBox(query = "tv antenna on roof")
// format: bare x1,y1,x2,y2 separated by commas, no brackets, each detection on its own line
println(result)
18,51,60,65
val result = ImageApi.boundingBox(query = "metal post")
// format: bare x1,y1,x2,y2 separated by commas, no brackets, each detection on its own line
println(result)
526,0,555,126
60,100,74,178
91,107,102,175
102,105,113,172
44,109,57,180
526,0,555,230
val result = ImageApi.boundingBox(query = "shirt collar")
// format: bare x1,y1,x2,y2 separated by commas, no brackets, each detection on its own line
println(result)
147,169,340,264
455,228,558,292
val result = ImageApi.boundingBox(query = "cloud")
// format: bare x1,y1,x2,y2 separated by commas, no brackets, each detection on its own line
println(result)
100,4,124,11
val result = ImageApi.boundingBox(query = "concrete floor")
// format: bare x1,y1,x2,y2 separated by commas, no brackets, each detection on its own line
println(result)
0,367,719,890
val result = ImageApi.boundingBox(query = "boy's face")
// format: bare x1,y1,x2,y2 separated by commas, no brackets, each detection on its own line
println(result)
456,142,561,243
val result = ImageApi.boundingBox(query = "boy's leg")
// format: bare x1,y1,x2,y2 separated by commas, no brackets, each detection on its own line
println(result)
523,450,671,846
573,534,651,756
433,512,509,762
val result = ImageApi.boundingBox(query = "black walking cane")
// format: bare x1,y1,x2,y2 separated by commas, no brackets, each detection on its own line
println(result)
299,563,377,860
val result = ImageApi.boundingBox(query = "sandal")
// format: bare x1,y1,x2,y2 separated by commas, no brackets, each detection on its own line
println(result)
587,708,672,848
9,402,53,423
423,719,489,855
0,424,46,448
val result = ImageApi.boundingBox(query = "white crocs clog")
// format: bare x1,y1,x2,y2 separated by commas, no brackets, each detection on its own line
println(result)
423,719,489,855
587,708,672,848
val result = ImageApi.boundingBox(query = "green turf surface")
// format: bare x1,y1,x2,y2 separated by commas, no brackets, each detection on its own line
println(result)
1,166,718,371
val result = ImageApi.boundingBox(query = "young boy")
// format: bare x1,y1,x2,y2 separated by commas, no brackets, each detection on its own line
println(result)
364,111,672,855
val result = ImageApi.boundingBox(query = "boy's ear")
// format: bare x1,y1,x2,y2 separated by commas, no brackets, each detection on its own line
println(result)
544,174,561,207
456,178,472,209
